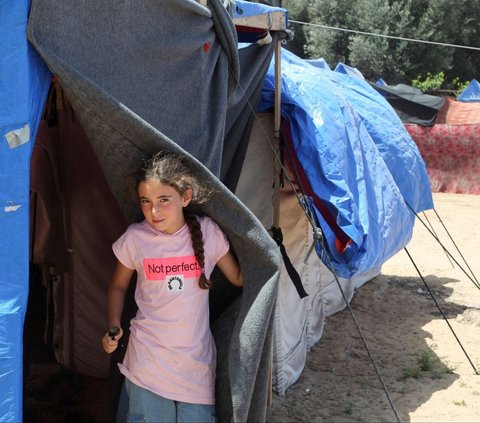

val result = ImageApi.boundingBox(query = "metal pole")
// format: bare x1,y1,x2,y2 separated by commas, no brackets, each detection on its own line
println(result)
268,37,282,408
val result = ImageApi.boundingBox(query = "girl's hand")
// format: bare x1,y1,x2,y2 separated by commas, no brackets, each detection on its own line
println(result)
102,326,124,353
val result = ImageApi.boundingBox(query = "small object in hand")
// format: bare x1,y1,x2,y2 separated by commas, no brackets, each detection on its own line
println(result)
108,326,120,339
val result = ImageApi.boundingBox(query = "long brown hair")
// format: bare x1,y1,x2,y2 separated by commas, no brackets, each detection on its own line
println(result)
138,151,212,289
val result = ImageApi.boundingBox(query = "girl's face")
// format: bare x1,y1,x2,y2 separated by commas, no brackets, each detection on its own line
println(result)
138,179,192,234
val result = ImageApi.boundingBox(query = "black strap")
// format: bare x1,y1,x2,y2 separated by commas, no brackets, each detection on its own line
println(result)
271,226,308,299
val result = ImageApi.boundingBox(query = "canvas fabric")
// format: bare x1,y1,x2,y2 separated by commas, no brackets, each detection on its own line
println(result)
29,104,128,376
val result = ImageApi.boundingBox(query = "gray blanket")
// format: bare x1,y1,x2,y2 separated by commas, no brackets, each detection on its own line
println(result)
28,1,280,422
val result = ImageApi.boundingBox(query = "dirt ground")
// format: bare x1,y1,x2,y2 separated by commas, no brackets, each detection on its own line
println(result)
266,192,480,423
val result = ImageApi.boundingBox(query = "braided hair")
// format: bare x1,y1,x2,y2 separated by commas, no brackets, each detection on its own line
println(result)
184,211,211,289
138,151,212,289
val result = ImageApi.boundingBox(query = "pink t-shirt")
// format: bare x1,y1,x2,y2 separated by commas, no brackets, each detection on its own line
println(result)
112,215,229,405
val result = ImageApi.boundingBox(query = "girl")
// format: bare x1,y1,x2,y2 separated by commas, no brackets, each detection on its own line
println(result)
102,151,243,423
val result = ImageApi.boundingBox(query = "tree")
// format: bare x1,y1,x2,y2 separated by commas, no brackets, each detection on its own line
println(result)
282,0,480,84
347,0,413,81
280,0,309,58
304,0,356,67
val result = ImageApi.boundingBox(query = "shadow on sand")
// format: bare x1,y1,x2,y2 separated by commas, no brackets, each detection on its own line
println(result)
266,273,475,422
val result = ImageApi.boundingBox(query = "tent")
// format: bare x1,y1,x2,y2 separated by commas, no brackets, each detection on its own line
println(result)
371,82,445,126
334,62,365,80
1,1,433,422
252,50,432,393
306,58,331,70
404,79,480,194
3,1,282,422
457,79,480,102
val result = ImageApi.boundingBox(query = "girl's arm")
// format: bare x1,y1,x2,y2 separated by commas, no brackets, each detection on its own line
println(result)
216,249,243,287
102,260,134,353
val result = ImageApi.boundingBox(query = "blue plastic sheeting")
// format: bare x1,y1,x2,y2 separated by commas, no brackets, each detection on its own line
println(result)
0,1,51,421
306,57,331,70
323,69,434,213
334,62,365,80
233,0,287,20
258,48,433,278
457,79,480,102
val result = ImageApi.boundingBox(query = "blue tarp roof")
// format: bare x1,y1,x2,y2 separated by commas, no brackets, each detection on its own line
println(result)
258,48,433,278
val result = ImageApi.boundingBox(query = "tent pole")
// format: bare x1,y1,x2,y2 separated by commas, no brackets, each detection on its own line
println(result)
273,39,282,143
273,36,282,228
269,37,282,408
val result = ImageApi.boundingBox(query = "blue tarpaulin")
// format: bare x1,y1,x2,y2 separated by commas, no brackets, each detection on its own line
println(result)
306,57,331,70
334,62,365,80
258,48,433,278
457,79,480,102
0,1,51,421
233,0,286,19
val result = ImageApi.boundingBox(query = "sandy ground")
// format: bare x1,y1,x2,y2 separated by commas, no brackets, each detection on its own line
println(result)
266,192,480,423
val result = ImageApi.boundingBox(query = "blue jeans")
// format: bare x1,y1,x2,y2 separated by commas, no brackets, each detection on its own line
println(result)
124,378,216,423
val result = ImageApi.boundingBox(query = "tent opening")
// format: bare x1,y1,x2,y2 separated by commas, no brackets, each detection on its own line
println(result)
23,262,110,423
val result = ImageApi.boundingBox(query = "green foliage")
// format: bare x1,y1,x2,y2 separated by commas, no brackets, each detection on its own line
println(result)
401,347,455,380
411,72,469,93
281,0,309,57
282,0,480,83
451,77,470,92
412,72,445,92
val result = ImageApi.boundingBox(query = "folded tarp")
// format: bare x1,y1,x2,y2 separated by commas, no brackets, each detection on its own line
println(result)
258,48,433,278
0,2,51,421
371,83,445,126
